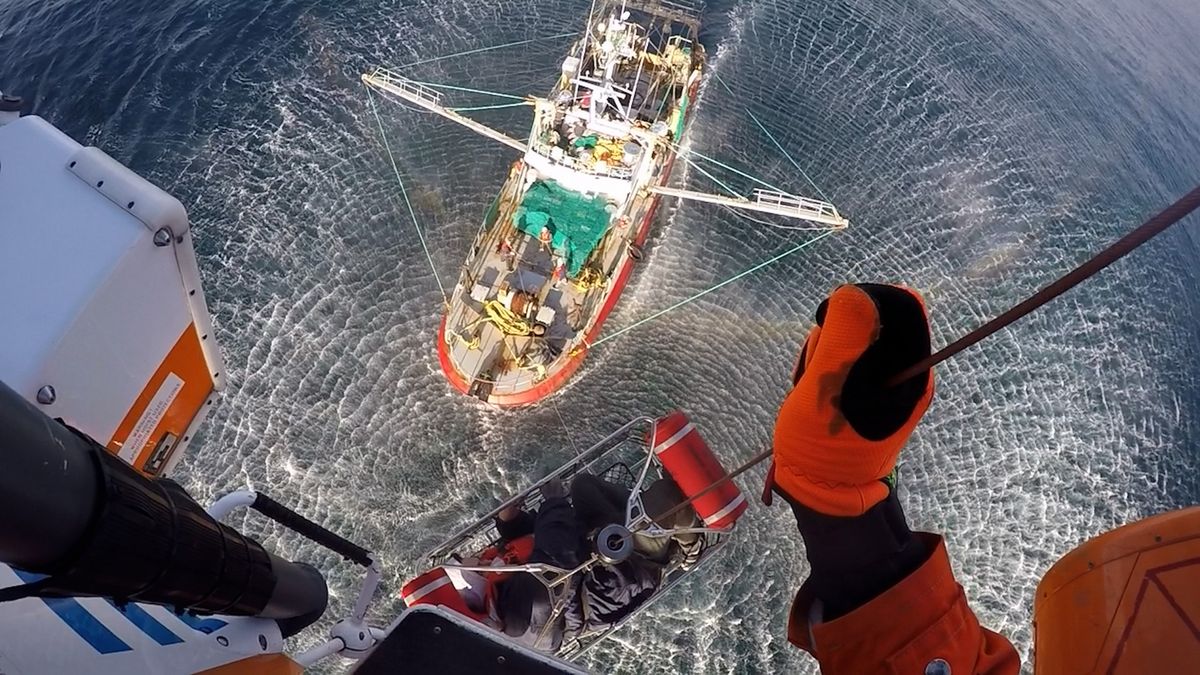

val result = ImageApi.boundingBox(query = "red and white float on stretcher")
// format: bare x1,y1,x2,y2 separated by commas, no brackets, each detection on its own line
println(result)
400,412,749,659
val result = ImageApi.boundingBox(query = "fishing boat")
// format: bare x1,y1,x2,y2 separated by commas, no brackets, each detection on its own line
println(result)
363,0,849,405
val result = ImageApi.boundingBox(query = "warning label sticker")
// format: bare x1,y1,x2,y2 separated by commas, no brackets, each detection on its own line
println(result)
118,373,184,463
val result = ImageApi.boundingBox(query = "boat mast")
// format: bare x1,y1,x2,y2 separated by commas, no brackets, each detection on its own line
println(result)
626,28,647,120
573,0,600,102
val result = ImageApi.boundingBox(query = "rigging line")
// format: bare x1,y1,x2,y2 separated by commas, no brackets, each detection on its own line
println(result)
552,397,582,457
574,0,599,101
685,146,788,194
662,134,779,196
396,32,578,69
682,153,741,197
448,101,535,113
747,113,830,204
587,229,837,349
711,71,830,203
889,183,1200,387
365,86,449,307
407,80,528,101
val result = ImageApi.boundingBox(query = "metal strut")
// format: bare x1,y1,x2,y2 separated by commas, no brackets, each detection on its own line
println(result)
362,68,530,154
651,185,849,228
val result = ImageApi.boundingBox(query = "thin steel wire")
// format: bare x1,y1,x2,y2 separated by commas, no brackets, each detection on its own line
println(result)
365,86,449,306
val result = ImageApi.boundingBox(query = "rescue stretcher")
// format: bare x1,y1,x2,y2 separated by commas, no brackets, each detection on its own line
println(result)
401,412,748,659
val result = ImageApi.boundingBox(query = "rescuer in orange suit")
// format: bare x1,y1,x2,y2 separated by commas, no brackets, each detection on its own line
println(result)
765,283,1021,674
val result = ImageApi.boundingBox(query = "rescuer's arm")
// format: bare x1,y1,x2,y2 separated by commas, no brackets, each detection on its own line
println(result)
767,284,1019,675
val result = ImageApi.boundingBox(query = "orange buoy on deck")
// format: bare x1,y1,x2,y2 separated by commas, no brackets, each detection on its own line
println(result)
652,412,748,528
1033,506,1200,674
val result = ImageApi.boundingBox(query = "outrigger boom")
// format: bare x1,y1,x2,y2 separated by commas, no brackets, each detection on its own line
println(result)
362,68,530,154
651,185,848,227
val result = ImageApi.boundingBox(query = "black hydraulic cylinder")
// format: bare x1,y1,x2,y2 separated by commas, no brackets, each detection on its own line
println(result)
0,381,100,568
0,379,327,630
252,493,373,567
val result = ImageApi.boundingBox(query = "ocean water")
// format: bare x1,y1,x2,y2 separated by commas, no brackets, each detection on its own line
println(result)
3,0,1199,672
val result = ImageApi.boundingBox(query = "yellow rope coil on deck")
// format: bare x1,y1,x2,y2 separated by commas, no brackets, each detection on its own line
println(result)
571,266,606,292
451,330,481,351
481,300,534,336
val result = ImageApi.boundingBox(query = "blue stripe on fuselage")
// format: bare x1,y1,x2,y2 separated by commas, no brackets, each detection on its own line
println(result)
13,570,132,654
105,600,184,645
176,612,228,634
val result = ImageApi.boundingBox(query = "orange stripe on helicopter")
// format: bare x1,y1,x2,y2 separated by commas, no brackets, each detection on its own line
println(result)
195,654,303,675
106,324,214,475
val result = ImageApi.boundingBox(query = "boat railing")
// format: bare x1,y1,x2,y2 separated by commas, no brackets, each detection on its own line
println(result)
752,188,844,223
366,67,442,107
530,141,636,180
623,0,705,27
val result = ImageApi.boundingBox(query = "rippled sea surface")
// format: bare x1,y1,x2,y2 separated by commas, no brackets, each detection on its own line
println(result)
4,0,1199,672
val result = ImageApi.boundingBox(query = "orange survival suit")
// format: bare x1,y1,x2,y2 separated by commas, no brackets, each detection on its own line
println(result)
767,284,1020,674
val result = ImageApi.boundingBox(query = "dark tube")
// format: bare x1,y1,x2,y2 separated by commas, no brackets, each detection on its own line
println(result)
0,380,100,567
0,379,327,629
252,493,373,567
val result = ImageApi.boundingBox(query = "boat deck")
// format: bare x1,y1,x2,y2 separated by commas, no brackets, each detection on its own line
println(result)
442,182,636,401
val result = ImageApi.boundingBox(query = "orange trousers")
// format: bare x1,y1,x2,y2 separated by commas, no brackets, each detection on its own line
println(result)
789,534,1020,674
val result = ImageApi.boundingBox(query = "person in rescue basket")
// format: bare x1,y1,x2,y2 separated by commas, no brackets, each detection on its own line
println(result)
491,473,664,651
765,283,1021,674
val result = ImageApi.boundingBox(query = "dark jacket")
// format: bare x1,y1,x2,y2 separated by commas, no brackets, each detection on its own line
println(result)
494,493,662,650
565,557,661,636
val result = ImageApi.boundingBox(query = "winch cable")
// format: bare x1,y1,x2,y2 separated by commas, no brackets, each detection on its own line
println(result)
645,183,1200,526
365,86,449,308
586,229,838,350
887,183,1200,387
